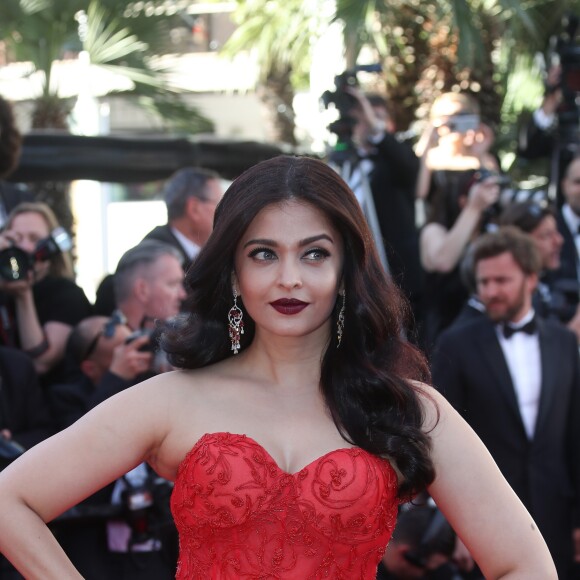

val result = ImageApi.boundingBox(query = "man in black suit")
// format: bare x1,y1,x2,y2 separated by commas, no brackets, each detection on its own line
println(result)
142,166,223,271
555,156,580,283
431,226,580,579
94,168,222,316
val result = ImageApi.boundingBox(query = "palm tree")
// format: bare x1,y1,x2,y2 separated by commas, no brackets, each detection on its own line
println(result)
221,0,331,146
335,0,580,132
0,0,213,132
0,0,214,232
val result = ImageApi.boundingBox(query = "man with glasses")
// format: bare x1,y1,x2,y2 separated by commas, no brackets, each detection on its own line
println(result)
143,166,223,270
95,168,221,315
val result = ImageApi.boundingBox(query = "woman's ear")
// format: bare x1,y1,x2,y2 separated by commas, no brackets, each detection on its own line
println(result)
231,272,240,297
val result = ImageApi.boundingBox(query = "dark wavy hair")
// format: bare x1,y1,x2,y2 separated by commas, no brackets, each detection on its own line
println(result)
162,155,436,497
0,95,22,178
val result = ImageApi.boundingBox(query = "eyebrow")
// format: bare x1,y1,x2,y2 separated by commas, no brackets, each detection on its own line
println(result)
243,234,334,249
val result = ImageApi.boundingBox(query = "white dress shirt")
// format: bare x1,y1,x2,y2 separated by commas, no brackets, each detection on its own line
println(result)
496,309,542,439
562,204,580,283
170,226,201,261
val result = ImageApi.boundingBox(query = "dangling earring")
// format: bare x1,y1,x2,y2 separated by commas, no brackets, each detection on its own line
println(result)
337,291,345,348
228,289,244,354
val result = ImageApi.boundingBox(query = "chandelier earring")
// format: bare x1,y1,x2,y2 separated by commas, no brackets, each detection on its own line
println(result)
337,290,346,348
228,289,244,354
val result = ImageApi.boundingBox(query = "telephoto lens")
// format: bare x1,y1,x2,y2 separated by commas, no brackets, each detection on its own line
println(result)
0,246,33,281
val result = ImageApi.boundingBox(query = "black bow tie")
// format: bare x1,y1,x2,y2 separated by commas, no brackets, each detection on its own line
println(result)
502,317,537,339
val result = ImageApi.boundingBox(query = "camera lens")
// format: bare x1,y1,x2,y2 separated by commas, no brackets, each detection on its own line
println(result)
0,247,32,281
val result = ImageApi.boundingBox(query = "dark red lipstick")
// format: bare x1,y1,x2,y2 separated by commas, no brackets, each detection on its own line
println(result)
270,298,308,315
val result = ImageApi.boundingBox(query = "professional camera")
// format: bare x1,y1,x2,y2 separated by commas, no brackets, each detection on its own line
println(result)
472,168,514,231
438,113,480,134
321,63,382,145
549,13,580,140
125,328,155,353
0,227,72,282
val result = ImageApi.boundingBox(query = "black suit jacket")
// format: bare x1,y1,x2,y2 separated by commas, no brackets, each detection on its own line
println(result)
368,134,424,303
556,210,579,282
431,316,580,578
94,224,193,316
143,224,192,272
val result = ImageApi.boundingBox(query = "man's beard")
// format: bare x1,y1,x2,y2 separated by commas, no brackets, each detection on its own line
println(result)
484,284,527,323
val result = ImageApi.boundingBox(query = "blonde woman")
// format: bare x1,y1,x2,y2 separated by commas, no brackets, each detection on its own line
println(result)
0,202,92,379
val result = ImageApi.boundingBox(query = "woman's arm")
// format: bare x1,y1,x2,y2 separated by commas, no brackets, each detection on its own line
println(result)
0,376,171,579
13,286,72,374
419,178,499,273
0,274,71,374
414,124,438,200
420,387,557,579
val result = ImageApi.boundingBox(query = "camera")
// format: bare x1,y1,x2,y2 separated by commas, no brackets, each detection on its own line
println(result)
473,168,511,188
440,113,480,134
0,227,72,282
473,169,513,230
125,328,155,352
549,13,580,139
321,63,382,145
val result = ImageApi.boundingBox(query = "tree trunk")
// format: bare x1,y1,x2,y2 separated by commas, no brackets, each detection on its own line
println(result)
258,68,298,147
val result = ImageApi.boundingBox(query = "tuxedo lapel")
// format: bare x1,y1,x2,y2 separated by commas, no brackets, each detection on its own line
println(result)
477,322,527,431
534,320,559,436
557,211,579,281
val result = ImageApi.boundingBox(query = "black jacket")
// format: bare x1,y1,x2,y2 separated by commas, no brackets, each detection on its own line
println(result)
432,316,580,579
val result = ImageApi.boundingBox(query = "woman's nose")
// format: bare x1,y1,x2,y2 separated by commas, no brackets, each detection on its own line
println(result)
277,259,302,289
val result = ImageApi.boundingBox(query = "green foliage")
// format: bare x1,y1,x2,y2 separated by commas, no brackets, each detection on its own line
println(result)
222,0,329,90
0,0,212,133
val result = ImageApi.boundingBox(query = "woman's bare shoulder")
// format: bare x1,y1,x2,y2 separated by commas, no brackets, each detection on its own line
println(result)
406,380,448,432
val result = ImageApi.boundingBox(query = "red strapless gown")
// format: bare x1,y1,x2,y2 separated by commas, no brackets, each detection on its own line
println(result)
170,432,399,579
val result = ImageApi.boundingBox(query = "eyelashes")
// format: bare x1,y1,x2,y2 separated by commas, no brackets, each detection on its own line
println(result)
247,247,331,260
248,247,275,260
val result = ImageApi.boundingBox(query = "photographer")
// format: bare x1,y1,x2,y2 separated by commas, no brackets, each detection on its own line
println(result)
48,315,152,431
415,93,503,350
49,241,185,579
518,64,563,163
48,315,164,580
0,202,92,386
347,87,425,339
518,15,580,205
420,172,501,352
415,92,499,204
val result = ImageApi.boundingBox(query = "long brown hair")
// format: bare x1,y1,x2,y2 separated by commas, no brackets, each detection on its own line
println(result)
163,155,436,498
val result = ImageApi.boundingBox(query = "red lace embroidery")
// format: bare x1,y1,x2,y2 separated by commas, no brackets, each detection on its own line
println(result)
170,432,399,579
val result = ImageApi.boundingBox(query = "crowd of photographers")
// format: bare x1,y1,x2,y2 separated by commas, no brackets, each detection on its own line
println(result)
2,57,580,577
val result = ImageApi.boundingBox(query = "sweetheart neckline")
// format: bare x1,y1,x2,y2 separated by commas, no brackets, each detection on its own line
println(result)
177,431,395,479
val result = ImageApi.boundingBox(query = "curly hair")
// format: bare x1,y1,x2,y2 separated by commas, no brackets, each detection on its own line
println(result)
0,95,22,179
162,155,436,498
